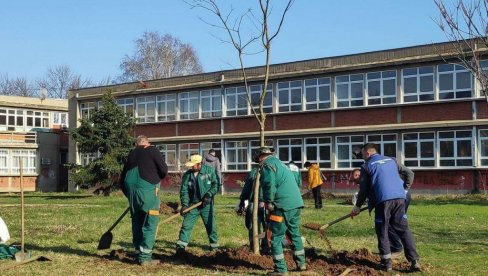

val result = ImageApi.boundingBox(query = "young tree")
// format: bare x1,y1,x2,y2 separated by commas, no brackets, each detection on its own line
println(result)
118,31,203,82
434,0,488,101
187,0,295,254
68,92,137,194
37,65,92,99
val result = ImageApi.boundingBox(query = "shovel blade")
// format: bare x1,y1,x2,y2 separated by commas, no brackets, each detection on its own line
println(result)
15,251,31,262
97,231,113,250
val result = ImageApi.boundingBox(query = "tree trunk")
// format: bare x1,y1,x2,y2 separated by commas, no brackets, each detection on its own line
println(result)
252,170,261,255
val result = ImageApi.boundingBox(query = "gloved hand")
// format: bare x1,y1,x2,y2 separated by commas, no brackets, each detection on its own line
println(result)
202,193,212,208
350,205,361,218
180,205,188,216
266,202,275,212
237,199,246,215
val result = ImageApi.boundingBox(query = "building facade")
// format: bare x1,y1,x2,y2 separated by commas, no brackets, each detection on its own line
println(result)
69,42,488,193
0,96,68,192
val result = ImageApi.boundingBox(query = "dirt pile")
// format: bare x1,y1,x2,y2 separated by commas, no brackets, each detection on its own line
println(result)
159,201,179,215
302,191,336,200
105,246,413,275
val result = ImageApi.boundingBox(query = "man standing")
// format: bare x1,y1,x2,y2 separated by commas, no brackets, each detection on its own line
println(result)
175,154,220,253
203,149,222,190
304,161,323,209
120,135,168,265
351,143,420,272
287,161,302,188
258,147,306,275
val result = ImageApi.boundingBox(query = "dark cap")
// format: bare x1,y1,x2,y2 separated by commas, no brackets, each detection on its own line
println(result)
257,146,275,156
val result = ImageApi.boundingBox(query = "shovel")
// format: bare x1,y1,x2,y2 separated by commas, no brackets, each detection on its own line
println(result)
303,206,368,231
15,159,30,262
155,201,202,240
97,207,130,250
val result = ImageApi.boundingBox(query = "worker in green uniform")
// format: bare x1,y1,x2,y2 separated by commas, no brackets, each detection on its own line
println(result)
175,154,220,254
120,135,168,265
238,155,269,253
257,147,306,275
287,161,302,188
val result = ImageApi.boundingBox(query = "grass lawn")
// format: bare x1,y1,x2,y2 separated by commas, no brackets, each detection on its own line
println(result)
0,192,487,275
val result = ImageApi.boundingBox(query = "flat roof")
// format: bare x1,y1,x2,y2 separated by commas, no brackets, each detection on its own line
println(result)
0,95,68,111
71,40,487,99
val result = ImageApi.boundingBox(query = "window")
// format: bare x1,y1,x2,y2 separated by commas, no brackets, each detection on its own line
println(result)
403,132,435,167
225,141,248,170
250,84,273,113
201,89,222,118
366,134,397,158
304,78,331,110
156,144,177,171
4,109,25,130
305,137,331,168
200,141,222,160
336,135,364,168
277,81,302,112
438,130,472,166
80,102,96,119
136,96,156,123
479,129,488,166
277,138,302,165
366,71,396,105
11,149,36,174
225,87,248,116
80,152,98,166
438,64,472,99
116,98,134,114
0,150,7,174
402,66,434,102
336,74,364,107
156,94,176,121
179,143,199,167
179,92,199,120
53,112,68,127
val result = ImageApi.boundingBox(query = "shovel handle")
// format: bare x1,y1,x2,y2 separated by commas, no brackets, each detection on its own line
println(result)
319,206,368,230
107,207,130,232
160,201,202,224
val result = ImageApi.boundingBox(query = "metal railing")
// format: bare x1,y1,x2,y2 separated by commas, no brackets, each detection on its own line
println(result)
0,131,37,144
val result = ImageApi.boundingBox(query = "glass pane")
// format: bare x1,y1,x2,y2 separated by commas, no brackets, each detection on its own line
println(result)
404,142,417,158
440,141,454,157
337,84,348,99
368,81,380,97
403,77,416,94
456,72,471,89
439,74,453,91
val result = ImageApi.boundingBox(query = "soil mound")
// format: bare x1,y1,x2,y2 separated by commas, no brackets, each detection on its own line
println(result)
159,201,179,215
302,191,336,200
105,247,414,275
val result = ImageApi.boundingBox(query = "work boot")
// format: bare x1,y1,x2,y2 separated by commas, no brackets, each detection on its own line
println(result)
391,251,402,260
379,258,392,272
174,247,186,258
296,263,307,271
266,271,288,276
410,259,421,271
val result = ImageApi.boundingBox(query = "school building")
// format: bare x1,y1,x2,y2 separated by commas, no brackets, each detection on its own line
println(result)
68,41,488,194
0,96,69,192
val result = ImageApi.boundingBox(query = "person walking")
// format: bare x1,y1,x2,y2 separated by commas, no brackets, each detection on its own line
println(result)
304,161,323,209
203,149,222,191
351,143,420,272
175,154,220,254
120,135,168,265
258,147,306,275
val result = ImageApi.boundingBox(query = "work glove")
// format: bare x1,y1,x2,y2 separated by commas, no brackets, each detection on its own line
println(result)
236,199,246,215
180,205,188,216
201,193,212,208
266,202,275,212
350,205,361,218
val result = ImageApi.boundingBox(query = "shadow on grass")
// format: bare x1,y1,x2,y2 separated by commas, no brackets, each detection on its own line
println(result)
23,243,101,258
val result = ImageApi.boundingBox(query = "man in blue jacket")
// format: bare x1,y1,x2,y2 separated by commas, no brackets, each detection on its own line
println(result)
351,143,420,272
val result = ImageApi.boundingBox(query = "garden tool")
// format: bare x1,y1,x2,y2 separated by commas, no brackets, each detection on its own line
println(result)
303,206,368,231
155,201,202,240
97,207,130,250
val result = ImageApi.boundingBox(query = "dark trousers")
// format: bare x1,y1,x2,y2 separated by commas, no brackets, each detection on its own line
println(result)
375,198,419,262
312,185,322,209
389,190,411,253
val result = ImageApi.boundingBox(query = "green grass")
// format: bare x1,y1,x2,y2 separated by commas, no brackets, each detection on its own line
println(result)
0,192,487,275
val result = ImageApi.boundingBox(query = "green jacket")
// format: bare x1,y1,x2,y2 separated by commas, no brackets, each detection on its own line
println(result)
180,164,219,207
240,167,263,202
288,163,302,188
260,155,304,211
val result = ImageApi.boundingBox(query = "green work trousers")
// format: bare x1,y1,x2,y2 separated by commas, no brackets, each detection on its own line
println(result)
130,208,159,263
269,208,305,273
176,202,219,250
